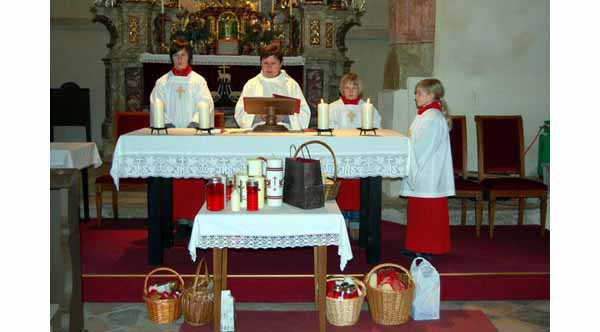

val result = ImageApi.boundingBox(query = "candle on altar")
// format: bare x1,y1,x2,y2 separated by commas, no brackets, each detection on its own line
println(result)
198,101,210,129
361,97,374,129
161,0,164,14
317,98,329,129
289,0,293,16
151,99,165,128
231,188,240,211
271,0,275,13
257,0,261,12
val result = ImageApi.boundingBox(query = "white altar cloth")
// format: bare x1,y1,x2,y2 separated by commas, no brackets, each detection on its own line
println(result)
188,201,353,271
110,128,412,189
140,53,305,66
50,142,102,170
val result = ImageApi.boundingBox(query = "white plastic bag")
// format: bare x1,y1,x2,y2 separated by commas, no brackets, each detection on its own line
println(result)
220,290,235,331
410,257,440,320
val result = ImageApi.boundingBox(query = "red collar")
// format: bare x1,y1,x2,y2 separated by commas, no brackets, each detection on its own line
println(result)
172,66,192,76
341,95,361,105
417,101,442,115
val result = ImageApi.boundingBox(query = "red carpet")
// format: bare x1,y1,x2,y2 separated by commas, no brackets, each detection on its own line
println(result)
178,310,497,332
80,219,549,302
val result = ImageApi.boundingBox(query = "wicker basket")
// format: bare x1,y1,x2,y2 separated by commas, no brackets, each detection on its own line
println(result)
364,263,415,325
181,258,214,326
292,140,341,201
143,267,184,324
325,276,367,326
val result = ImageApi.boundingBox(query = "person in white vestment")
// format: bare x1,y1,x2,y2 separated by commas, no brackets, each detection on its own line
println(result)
328,72,382,129
234,45,310,130
150,38,214,128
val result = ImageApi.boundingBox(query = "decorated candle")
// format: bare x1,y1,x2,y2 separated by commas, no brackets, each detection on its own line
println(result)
236,173,249,208
230,188,240,212
317,98,329,130
151,99,165,128
198,101,210,129
361,98,374,129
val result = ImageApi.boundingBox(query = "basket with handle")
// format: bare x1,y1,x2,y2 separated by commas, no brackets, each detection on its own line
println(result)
325,276,367,326
292,140,341,201
181,258,214,326
143,267,184,324
364,263,416,325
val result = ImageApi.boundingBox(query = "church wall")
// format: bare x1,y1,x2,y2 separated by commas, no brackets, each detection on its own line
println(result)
51,2,108,151
434,0,550,176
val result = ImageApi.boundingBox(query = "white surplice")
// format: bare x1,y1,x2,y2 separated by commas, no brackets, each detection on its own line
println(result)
328,98,382,129
400,108,455,198
150,70,214,128
234,70,310,130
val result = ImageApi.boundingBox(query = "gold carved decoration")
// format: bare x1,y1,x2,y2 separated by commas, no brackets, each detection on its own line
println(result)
170,22,179,34
310,19,320,45
325,23,333,48
128,16,139,44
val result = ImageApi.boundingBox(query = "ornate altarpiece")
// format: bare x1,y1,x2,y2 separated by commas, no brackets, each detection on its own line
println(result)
91,0,366,158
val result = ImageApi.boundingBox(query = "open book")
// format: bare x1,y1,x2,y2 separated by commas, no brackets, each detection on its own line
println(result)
272,94,301,113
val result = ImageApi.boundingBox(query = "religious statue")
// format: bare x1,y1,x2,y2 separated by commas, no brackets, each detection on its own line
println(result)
218,12,239,40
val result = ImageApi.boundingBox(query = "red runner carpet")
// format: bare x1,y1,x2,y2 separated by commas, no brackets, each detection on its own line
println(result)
178,310,497,332
80,219,549,302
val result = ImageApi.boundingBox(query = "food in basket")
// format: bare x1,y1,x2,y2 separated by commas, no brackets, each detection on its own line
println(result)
148,281,180,300
368,269,406,291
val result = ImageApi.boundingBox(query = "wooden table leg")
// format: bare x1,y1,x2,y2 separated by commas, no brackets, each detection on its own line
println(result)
316,246,327,332
213,248,223,332
222,248,228,290
313,247,319,311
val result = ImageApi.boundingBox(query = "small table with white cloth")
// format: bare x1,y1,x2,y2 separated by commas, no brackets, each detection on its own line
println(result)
188,201,352,332
110,128,412,265
50,142,102,332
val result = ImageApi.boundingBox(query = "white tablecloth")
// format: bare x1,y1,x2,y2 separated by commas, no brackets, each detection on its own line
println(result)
110,128,412,189
50,142,102,170
188,201,353,271
140,53,305,66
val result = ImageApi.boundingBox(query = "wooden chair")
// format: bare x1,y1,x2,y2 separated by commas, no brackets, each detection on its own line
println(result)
475,116,548,238
51,82,92,220
95,111,226,227
95,111,149,227
449,116,485,237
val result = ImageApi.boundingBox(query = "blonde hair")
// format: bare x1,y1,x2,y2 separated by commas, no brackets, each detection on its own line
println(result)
339,72,363,96
415,78,452,130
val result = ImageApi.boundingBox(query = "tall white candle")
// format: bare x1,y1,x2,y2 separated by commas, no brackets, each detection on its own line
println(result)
231,189,240,212
317,98,329,129
151,99,165,128
161,0,164,14
198,101,210,129
361,98,374,129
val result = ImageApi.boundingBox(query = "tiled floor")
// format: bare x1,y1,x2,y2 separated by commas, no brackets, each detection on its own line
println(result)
82,300,550,332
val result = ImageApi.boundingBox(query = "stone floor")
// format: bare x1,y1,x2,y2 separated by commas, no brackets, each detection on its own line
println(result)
83,300,550,332
81,166,550,331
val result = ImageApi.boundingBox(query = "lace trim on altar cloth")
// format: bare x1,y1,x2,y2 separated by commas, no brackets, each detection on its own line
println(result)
110,153,409,187
191,234,340,249
139,53,305,66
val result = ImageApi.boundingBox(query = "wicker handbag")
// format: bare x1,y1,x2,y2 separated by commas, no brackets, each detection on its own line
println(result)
325,276,367,326
143,267,184,324
181,258,214,326
364,263,416,325
291,140,341,201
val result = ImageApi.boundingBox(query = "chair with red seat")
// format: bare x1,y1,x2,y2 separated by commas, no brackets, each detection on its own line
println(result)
95,111,150,227
449,115,485,237
475,115,548,238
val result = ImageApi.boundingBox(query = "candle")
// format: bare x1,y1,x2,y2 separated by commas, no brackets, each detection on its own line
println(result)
161,0,164,14
271,0,275,13
198,101,210,129
317,98,329,130
247,159,263,177
361,98,374,129
257,0,261,12
290,0,293,16
178,0,181,11
151,99,165,128
236,174,249,208
231,188,240,211
252,175,266,209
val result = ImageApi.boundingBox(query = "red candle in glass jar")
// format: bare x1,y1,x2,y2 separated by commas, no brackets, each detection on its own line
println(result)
246,179,259,211
226,179,233,201
207,177,225,211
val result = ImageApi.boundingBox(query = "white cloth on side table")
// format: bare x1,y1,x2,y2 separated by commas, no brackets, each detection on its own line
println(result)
50,142,102,169
188,201,353,271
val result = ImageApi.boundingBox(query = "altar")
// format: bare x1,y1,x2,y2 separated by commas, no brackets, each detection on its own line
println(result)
140,53,305,127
